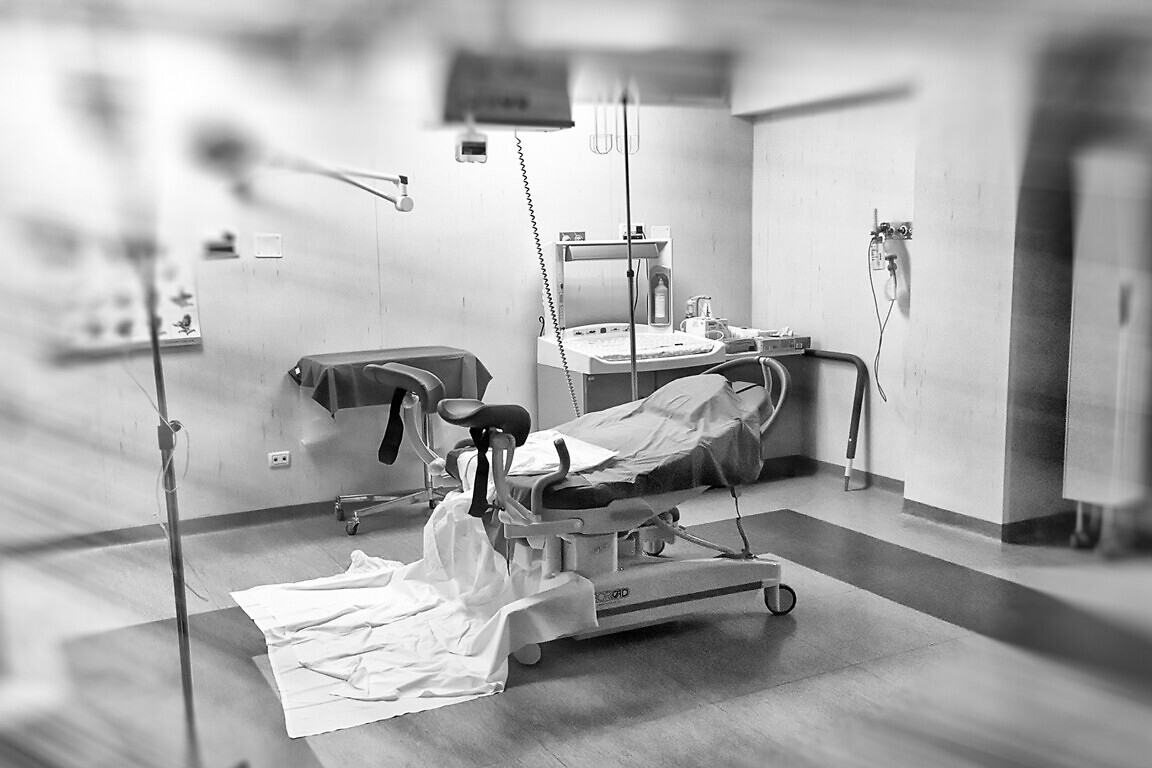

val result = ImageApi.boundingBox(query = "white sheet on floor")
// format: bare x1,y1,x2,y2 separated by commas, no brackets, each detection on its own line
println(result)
231,492,597,737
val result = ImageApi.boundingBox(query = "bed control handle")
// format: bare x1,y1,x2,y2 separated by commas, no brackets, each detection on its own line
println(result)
531,437,571,512
504,518,583,540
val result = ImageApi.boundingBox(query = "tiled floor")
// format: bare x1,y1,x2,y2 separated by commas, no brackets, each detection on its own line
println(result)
1,473,1150,768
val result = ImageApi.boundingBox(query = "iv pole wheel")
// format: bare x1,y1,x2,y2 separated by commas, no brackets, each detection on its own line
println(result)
765,584,797,616
335,499,345,521
345,521,359,536
512,643,542,666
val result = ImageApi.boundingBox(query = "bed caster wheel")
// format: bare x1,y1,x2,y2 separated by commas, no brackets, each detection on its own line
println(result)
512,643,541,666
642,539,666,556
335,501,345,522
345,521,359,536
765,584,796,616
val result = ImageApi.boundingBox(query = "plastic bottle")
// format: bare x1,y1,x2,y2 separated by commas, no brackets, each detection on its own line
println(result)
653,274,668,325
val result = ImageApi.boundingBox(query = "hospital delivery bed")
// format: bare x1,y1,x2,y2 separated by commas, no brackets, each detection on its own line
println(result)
363,357,797,662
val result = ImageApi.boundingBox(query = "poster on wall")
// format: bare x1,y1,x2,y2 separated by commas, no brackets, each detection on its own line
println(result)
52,240,203,360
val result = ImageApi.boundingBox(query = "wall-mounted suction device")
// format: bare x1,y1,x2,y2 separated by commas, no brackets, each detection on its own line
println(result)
192,123,414,211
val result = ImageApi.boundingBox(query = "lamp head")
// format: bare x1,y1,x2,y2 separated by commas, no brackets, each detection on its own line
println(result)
192,123,264,178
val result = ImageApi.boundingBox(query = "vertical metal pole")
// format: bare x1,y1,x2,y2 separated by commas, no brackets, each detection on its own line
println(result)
622,90,639,401
422,412,434,507
141,244,201,768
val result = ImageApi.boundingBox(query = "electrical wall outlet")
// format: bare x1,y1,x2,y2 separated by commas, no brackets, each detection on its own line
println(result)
268,451,291,468
619,222,646,240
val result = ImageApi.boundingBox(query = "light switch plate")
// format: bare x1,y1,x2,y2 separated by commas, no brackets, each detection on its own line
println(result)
254,233,282,258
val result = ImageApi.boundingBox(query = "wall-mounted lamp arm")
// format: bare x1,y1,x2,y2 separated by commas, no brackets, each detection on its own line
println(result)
271,154,413,212
312,167,413,212
191,126,413,212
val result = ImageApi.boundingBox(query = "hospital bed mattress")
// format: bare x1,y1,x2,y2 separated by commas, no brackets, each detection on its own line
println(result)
483,374,770,510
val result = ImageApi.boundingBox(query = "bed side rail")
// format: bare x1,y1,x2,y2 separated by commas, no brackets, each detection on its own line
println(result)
703,356,792,440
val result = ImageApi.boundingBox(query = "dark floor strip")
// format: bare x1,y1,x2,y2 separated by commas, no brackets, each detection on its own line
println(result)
1,501,334,558
696,510,1152,692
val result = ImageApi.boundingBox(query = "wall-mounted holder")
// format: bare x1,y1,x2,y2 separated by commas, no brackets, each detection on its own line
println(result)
203,230,239,259
871,219,913,241
870,211,913,271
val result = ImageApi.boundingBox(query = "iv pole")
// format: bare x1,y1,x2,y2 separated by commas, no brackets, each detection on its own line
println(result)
622,89,639,401
131,234,202,768
127,126,412,768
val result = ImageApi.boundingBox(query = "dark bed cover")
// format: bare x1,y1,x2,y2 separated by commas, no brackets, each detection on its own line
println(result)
510,373,769,510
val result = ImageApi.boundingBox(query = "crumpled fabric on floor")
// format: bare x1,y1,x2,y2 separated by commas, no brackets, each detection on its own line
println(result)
232,492,596,737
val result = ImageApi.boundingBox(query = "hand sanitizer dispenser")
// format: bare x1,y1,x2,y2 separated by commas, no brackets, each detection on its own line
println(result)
648,266,671,328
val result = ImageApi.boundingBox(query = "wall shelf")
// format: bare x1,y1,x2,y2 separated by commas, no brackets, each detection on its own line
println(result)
555,239,669,261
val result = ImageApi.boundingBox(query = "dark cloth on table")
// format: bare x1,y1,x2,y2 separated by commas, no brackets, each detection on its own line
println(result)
289,346,492,416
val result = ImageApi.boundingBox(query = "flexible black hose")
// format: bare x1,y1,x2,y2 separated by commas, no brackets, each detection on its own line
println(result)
867,236,897,403
516,135,580,419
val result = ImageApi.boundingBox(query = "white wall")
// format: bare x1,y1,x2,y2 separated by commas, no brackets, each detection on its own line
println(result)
748,98,915,482
0,27,752,543
736,34,918,483
736,33,1046,526
903,46,1034,525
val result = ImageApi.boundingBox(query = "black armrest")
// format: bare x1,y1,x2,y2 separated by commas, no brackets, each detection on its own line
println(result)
438,399,531,446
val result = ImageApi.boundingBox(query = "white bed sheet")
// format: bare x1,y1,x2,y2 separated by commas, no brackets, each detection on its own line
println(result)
232,492,596,737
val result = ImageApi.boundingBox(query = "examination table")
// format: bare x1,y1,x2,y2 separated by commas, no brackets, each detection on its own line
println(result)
370,355,798,661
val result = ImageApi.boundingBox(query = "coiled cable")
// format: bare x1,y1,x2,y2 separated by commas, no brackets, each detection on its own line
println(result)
517,133,581,419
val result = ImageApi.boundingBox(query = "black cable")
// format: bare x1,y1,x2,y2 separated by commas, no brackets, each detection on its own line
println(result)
632,257,648,320
517,134,581,419
867,237,897,403
730,487,753,559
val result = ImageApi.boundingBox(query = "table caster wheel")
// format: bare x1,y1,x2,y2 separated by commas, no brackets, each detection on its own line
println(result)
345,521,359,536
1070,530,1097,549
335,501,345,522
512,643,541,666
765,584,796,616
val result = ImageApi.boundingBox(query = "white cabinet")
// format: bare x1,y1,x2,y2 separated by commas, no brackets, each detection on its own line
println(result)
1064,145,1152,507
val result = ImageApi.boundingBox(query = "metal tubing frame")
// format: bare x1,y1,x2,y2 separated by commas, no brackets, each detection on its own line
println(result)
802,349,867,490
338,410,453,526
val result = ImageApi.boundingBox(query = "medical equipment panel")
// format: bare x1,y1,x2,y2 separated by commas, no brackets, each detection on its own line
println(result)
538,322,726,375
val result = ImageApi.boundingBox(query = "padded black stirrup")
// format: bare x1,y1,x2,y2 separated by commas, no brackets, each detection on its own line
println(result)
468,427,491,518
377,387,408,465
